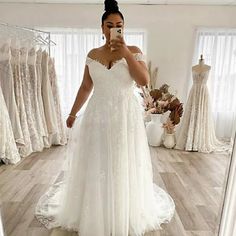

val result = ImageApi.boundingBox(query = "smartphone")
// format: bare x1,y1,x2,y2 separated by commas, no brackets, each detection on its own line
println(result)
110,27,123,51
110,27,123,40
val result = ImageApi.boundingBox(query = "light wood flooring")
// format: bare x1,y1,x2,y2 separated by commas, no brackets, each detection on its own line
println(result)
0,145,231,236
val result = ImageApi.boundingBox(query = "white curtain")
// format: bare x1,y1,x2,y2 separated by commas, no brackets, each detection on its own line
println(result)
41,28,146,120
193,28,236,140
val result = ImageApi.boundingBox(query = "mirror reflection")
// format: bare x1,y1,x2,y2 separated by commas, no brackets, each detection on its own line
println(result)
0,1,235,236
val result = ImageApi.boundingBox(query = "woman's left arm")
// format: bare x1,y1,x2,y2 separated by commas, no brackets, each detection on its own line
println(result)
124,46,150,86
110,36,150,86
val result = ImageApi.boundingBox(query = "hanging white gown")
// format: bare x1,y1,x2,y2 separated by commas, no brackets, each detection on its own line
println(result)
11,44,33,157
175,69,229,153
20,46,43,153
48,57,67,145
41,50,58,145
36,48,50,148
27,47,44,152
35,53,175,236
0,39,24,145
0,85,20,164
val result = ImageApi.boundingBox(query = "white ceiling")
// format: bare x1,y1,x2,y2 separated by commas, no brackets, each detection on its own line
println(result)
0,0,235,5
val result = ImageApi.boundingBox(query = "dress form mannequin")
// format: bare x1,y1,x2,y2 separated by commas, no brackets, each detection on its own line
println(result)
192,54,211,73
175,54,228,153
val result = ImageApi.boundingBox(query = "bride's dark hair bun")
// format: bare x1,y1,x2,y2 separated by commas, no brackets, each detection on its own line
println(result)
104,0,119,12
102,0,124,24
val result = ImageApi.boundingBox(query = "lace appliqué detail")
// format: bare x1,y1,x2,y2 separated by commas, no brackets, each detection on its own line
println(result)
133,52,146,62
85,56,93,66
85,52,146,66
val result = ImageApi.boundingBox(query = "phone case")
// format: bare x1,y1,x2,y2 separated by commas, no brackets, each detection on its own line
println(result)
110,28,123,40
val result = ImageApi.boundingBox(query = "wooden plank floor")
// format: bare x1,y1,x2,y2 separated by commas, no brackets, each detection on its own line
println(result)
0,145,230,236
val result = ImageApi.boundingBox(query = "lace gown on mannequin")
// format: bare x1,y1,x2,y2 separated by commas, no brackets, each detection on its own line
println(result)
175,70,228,153
0,85,20,164
35,53,175,236
0,39,24,145
11,43,33,157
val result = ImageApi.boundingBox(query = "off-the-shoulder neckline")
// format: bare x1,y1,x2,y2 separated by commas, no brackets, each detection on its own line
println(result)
86,52,143,71
86,56,125,71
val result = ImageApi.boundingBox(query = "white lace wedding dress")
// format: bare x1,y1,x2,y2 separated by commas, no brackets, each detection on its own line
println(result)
0,85,20,164
35,52,175,236
175,69,229,153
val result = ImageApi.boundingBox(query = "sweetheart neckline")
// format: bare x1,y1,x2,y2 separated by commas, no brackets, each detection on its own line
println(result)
192,70,209,75
86,56,125,71
86,52,143,71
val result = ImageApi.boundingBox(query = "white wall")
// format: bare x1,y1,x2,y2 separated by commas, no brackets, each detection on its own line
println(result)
0,3,236,101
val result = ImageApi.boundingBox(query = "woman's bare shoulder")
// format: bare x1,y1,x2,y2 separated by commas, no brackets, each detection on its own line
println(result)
87,48,98,58
127,45,142,54
87,47,104,58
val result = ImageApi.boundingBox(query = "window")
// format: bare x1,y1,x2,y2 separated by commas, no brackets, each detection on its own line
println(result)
193,28,236,139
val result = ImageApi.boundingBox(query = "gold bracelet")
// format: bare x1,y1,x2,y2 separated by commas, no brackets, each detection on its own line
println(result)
69,114,77,119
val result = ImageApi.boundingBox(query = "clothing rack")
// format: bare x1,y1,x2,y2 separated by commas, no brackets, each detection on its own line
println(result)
0,21,56,56
0,22,67,163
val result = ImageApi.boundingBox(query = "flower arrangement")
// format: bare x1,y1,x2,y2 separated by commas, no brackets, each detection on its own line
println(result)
162,118,175,134
140,83,184,134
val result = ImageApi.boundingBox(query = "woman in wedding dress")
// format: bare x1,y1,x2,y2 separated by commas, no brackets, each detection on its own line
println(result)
35,1,175,235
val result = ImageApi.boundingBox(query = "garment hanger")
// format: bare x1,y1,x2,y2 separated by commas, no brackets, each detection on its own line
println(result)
0,21,54,48
34,34,48,45
44,35,56,46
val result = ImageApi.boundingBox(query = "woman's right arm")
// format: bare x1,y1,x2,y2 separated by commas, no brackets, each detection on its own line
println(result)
66,63,93,128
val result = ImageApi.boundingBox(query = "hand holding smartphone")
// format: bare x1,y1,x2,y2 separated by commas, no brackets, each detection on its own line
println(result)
110,27,123,51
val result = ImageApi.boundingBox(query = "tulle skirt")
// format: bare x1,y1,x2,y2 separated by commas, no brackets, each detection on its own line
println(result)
35,93,175,236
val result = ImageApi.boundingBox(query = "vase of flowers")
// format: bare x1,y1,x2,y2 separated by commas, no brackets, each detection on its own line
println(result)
163,133,176,149
162,118,176,148
146,113,163,146
139,83,183,147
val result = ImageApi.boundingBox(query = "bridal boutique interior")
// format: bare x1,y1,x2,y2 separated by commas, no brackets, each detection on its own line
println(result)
0,1,236,236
